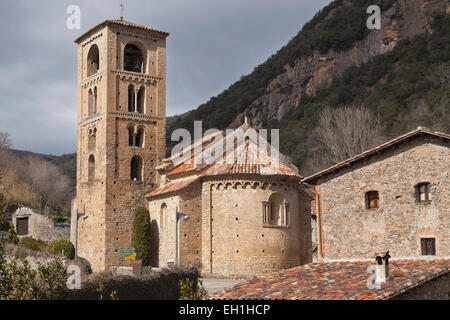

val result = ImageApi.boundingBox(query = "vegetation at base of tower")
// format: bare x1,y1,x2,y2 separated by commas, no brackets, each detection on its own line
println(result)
179,278,208,300
7,224,18,245
65,267,199,300
0,241,68,300
131,207,152,266
47,239,75,260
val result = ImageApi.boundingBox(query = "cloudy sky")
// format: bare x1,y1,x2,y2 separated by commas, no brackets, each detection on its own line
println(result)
0,0,331,155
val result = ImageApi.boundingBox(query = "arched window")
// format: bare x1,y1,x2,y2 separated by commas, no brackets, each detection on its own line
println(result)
160,203,167,228
128,126,135,146
88,89,93,116
93,87,97,114
128,84,135,112
366,191,379,209
137,87,145,113
131,156,143,181
136,127,144,147
263,193,289,227
87,44,99,77
124,44,144,73
88,155,95,181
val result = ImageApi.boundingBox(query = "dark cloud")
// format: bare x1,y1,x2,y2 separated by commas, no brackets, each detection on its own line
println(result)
0,0,331,155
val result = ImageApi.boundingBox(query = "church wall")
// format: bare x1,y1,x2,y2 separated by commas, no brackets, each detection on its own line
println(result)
201,177,311,279
315,138,449,260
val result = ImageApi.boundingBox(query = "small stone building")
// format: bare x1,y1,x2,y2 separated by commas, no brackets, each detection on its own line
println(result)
12,207,70,242
146,123,314,278
302,127,449,260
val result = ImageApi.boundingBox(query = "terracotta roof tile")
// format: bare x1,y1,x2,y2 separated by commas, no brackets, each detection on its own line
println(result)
209,258,450,300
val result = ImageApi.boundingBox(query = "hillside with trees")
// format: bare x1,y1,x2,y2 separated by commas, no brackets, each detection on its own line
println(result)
0,133,75,217
166,0,449,175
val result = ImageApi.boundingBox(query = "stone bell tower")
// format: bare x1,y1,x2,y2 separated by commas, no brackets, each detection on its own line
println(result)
74,19,169,272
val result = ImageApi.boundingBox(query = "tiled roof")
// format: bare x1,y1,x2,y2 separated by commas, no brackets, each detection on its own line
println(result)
74,19,169,43
146,123,301,198
303,126,450,184
209,258,450,300
146,176,198,198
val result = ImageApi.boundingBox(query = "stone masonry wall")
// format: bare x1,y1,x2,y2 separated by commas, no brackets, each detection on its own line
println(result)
76,22,167,272
316,137,449,260
13,207,70,242
202,177,312,278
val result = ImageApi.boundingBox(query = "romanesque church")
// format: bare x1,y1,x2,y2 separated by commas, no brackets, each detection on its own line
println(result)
73,19,449,277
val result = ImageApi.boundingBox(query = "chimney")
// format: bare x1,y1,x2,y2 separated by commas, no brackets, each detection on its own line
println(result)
374,251,390,285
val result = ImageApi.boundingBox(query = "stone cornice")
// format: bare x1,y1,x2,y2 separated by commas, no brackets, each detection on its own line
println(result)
81,72,104,88
112,70,162,85
111,111,163,122
80,114,102,127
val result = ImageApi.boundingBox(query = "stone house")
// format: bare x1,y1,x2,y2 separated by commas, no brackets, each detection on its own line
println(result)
12,207,70,242
146,123,313,278
302,127,449,260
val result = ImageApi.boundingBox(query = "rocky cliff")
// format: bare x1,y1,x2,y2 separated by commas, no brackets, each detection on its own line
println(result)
229,0,449,128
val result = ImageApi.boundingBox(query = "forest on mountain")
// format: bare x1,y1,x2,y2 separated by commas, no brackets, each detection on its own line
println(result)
167,0,449,175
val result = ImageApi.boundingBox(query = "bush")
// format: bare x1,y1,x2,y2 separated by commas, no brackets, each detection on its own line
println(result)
180,278,207,300
52,216,68,223
0,220,9,232
32,239,46,251
19,237,36,250
0,252,68,300
66,267,200,300
7,224,18,245
131,207,151,266
47,239,75,259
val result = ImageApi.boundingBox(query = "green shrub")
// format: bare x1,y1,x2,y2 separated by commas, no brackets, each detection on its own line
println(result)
32,239,46,251
52,216,68,223
131,207,151,266
19,237,36,250
0,254,68,300
47,239,75,259
180,278,207,300
7,224,18,245
66,267,199,300
0,220,9,232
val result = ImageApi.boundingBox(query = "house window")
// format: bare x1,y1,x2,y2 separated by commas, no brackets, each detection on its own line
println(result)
421,238,436,255
366,191,379,209
416,183,431,202
263,193,290,227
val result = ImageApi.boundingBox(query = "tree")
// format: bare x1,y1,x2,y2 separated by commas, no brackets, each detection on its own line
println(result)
131,207,152,266
304,105,385,175
7,224,18,245
0,132,11,149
